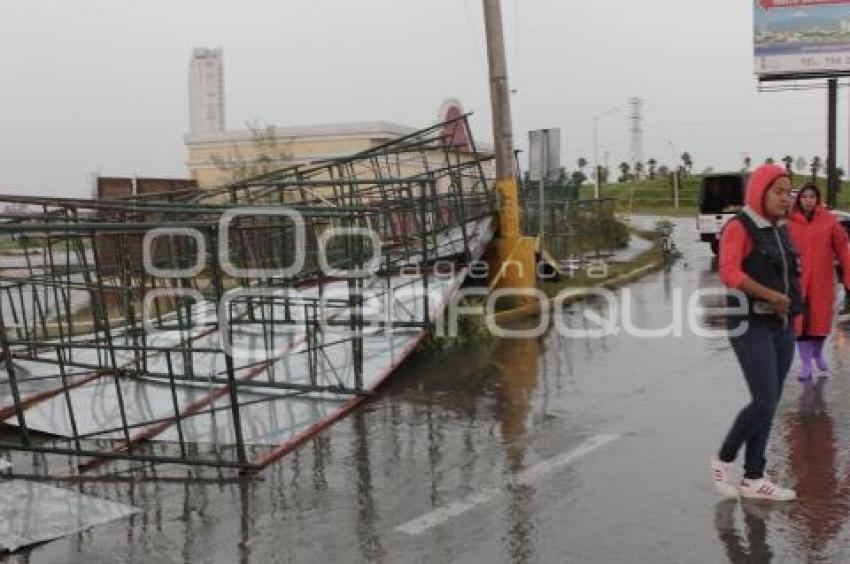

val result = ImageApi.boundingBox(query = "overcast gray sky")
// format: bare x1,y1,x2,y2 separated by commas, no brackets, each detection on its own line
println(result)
1,0,844,197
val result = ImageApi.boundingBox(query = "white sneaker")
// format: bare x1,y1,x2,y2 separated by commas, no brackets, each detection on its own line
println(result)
738,478,796,501
711,457,738,498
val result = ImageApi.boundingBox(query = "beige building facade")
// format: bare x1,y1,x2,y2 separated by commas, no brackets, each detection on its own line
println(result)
184,49,488,189
185,121,420,188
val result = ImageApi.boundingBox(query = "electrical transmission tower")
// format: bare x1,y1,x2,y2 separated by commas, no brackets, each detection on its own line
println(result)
629,97,644,174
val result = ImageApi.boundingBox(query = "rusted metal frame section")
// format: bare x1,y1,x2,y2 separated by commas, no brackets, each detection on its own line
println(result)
209,226,248,465
87,229,134,449
0,441,258,470
44,234,83,451
67,221,253,469
252,230,461,473
419,181,431,326
81,203,435,468
0,258,232,437
19,235,51,343
78,297,349,472
79,228,367,469
0,118,495,471
0,297,31,448
0,198,384,227
0,200,455,318
225,159,495,199
66,387,313,443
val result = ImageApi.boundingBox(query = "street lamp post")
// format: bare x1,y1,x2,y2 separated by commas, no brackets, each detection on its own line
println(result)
592,106,619,199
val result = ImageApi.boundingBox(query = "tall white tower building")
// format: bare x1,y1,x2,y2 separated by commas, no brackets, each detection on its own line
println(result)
188,48,225,135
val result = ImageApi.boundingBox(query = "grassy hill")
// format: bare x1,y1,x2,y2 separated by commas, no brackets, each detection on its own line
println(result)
575,173,850,215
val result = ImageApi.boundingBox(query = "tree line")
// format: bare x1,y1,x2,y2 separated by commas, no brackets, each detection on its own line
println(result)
563,153,844,185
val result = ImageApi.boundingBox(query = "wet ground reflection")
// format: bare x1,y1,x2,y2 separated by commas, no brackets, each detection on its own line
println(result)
782,376,850,562
4,217,850,562
711,374,850,564
492,336,540,564
714,498,777,563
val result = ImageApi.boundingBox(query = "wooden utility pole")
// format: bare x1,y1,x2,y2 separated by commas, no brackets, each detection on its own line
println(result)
482,0,535,291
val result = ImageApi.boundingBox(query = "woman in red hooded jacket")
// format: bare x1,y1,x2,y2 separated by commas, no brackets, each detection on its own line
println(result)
711,164,801,502
787,184,850,381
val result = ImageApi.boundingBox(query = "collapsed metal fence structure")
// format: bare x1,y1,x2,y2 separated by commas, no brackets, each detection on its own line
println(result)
0,116,497,472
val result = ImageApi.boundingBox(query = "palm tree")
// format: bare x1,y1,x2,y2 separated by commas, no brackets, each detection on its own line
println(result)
571,170,586,185
811,156,822,182
577,157,588,172
634,161,644,180
648,158,657,180
795,156,807,173
618,162,631,183
764,157,775,165
743,156,752,171
680,152,693,176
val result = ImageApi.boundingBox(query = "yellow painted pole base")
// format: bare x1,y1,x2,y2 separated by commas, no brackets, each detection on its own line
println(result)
486,236,536,292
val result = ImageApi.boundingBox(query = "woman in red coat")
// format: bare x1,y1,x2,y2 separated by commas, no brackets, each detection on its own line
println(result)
787,184,850,380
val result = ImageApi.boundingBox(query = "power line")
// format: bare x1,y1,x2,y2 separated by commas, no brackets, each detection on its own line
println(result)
647,115,827,127
462,0,487,69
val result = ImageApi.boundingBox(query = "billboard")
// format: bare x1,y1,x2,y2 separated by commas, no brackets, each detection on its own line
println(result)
528,128,561,182
755,0,850,77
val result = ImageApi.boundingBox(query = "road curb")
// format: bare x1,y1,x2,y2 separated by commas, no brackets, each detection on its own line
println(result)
492,245,665,324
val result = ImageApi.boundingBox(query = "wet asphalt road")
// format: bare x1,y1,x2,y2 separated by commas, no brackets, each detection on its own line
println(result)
7,216,850,563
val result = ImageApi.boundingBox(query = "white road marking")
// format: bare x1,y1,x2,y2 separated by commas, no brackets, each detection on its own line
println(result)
395,434,620,536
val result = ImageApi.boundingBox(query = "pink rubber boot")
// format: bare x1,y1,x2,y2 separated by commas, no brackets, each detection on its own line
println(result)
812,339,828,373
798,340,814,381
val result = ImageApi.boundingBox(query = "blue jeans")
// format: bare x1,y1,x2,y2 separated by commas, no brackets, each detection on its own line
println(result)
719,317,795,479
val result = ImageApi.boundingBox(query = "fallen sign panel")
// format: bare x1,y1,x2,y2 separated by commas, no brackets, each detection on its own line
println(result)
0,479,138,552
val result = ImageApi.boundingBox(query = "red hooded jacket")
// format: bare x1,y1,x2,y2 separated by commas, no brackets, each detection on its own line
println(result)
719,164,790,289
787,188,850,337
